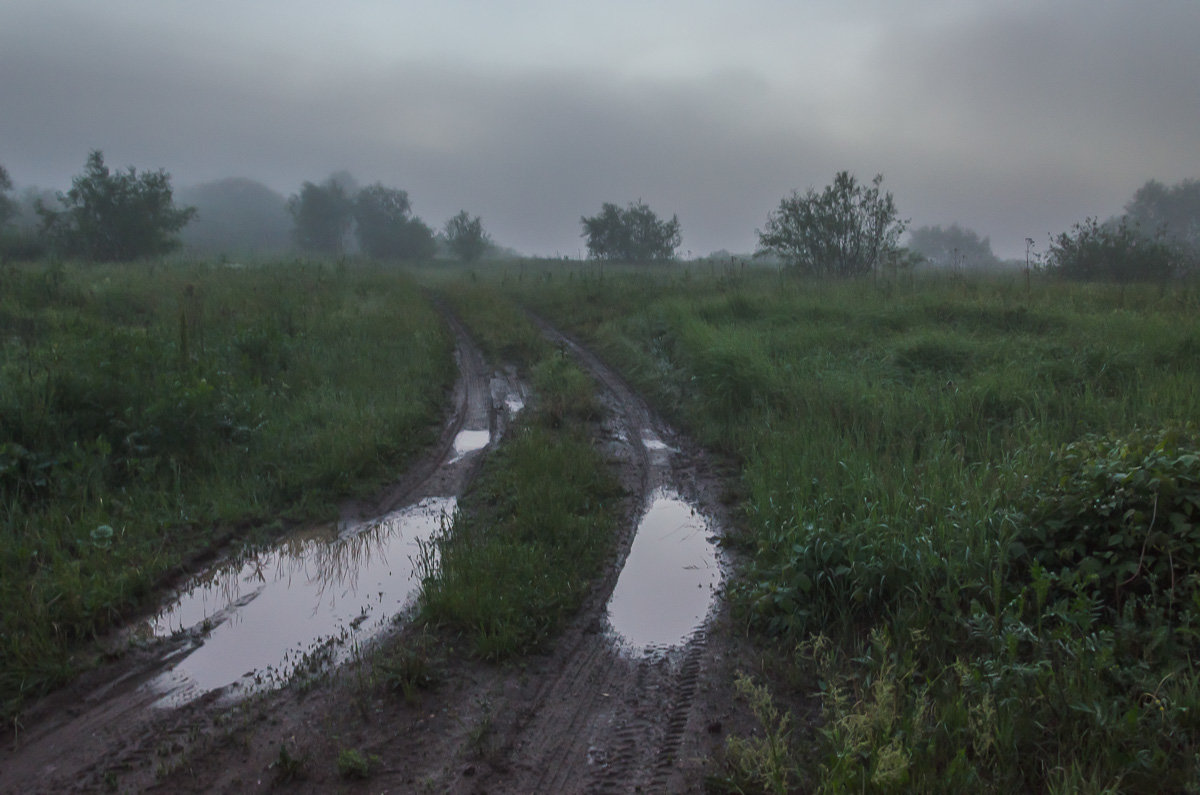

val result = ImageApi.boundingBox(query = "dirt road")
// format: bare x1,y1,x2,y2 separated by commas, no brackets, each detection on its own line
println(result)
0,315,751,794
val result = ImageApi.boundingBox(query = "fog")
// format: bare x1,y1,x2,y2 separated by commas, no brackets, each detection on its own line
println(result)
1,1,1197,259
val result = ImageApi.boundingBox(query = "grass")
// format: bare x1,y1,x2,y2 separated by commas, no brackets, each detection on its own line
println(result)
0,259,456,717
493,262,1200,792
416,284,619,659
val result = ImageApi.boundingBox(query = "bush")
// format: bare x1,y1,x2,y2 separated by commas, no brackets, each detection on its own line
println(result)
1013,427,1200,619
1046,217,1176,284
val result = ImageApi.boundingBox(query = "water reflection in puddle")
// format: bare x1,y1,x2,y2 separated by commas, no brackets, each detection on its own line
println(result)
147,496,455,706
606,489,721,654
450,429,491,462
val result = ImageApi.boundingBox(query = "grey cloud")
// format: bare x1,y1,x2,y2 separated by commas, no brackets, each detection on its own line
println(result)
1,2,1197,259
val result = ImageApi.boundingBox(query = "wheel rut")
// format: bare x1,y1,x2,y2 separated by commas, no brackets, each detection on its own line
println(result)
0,307,511,795
0,309,741,795
471,317,729,795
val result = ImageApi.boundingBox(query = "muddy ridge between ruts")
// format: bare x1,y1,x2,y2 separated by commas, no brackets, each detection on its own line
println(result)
0,314,748,794
479,315,731,794
0,308,520,793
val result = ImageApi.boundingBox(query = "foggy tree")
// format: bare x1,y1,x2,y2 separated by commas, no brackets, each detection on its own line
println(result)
1046,217,1174,284
1123,178,1200,257
37,150,196,262
444,210,491,263
288,178,353,254
580,200,681,261
353,183,436,261
907,223,1001,270
0,164,14,227
757,171,905,277
177,178,292,257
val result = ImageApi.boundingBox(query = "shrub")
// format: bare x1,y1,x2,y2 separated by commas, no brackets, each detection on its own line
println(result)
1013,427,1200,619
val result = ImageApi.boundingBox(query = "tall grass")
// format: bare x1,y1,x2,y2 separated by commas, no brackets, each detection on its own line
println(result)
0,260,455,716
504,264,1200,791
417,284,618,659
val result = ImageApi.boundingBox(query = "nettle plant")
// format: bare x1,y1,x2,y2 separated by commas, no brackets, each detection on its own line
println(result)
1013,426,1200,619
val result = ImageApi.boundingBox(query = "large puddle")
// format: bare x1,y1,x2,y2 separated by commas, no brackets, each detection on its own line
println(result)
145,496,455,706
605,489,721,654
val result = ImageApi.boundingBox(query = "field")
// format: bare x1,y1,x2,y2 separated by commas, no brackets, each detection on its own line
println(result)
3,258,1200,792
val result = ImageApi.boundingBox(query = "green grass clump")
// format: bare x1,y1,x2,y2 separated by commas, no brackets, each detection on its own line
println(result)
336,747,377,779
494,264,1200,792
420,422,619,659
0,260,455,716
417,286,619,660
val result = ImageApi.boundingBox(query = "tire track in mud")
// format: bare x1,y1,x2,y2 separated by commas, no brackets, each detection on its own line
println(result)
0,308,510,795
481,317,728,795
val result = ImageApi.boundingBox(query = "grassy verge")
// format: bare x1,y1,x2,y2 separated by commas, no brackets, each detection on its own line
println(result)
417,284,619,659
500,263,1200,792
0,260,455,716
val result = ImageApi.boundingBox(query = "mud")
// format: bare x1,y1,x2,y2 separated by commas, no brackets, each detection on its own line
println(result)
0,311,758,795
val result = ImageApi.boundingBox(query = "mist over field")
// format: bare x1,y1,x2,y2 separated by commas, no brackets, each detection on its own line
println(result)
0,0,1197,259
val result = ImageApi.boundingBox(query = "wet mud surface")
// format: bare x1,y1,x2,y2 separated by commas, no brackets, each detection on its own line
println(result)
0,311,756,794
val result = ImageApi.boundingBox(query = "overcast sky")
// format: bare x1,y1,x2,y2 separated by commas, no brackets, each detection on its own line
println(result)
2,0,1197,259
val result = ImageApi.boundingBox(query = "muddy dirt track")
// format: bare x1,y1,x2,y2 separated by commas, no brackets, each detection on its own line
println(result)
1,312,756,794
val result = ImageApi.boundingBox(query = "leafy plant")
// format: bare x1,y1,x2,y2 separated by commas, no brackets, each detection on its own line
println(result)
336,747,377,780
1013,426,1200,617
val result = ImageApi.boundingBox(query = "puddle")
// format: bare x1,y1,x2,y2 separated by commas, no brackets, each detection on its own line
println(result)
605,489,721,654
145,496,455,706
450,429,491,462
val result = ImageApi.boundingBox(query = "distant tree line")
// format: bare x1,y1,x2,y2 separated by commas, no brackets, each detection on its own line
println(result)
2,152,1198,282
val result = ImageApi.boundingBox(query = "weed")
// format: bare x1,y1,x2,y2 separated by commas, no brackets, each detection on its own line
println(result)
717,673,801,795
375,633,442,704
271,743,308,784
336,747,377,780
464,696,495,759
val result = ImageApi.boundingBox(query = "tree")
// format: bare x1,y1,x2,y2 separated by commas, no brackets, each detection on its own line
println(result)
288,178,353,255
757,171,905,277
37,150,195,261
444,211,491,263
1046,217,1174,284
1123,178,1200,260
0,164,14,227
581,200,681,261
353,183,435,260
907,223,1001,270
177,177,292,257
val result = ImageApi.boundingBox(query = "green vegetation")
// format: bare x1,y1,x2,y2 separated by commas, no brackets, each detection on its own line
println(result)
581,200,681,262
417,286,619,659
758,171,905,277
1047,216,1176,284
336,747,377,779
506,264,1200,792
0,260,455,716
36,150,196,262
444,210,491,264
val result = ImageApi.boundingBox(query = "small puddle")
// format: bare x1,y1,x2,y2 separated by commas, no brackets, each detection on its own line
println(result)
605,489,721,654
450,429,491,462
145,496,455,706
